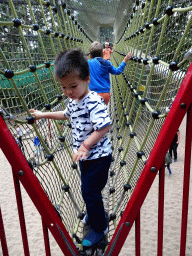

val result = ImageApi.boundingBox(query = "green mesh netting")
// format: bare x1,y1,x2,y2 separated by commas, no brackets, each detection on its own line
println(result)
0,0,192,251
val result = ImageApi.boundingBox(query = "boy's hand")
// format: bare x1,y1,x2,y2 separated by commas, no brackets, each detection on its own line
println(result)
73,143,89,162
29,109,44,120
123,52,132,62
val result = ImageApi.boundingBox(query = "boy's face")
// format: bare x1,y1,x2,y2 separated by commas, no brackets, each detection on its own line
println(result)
59,71,90,101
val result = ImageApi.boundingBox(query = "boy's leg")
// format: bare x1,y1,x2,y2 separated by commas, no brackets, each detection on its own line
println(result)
35,146,37,157
169,145,173,158
79,154,112,233
173,144,178,161
167,164,172,175
38,144,41,156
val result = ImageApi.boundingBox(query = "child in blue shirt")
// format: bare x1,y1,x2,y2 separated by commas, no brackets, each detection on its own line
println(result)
88,41,131,104
30,49,112,248
33,136,41,157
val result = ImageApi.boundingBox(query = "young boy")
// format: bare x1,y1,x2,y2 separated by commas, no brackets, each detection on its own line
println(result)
30,49,112,247
103,42,113,60
88,41,131,105
33,136,41,157
169,129,180,162
165,151,172,175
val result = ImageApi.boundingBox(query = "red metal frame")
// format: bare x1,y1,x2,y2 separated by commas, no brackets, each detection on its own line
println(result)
180,104,192,255
0,207,9,256
1,63,192,255
157,165,165,256
135,211,140,256
0,116,78,255
13,171,30,256
42,219,51,256
106,63,192,255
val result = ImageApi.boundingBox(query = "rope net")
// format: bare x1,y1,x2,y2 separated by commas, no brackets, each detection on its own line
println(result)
0,0,192,252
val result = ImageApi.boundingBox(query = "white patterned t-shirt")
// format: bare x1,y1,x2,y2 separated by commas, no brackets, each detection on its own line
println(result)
63,91,111,160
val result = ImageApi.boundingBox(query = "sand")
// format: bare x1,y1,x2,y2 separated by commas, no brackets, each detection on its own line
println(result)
0,115,192,255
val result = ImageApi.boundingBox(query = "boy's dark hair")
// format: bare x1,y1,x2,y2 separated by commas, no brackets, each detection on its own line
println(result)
90,41,103,58
54,49,89,80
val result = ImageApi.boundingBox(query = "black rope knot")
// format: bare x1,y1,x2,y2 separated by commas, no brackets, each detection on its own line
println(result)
44,62,51,68
33,24,39,31
57,95,63,101
12,18,21,27
140,98,148,105
44,103,51,110
124,184,131,191
153,56,160,65
71,163,77,169
54,32,59,37
143,58,149,65
153,18,159,26
45,29,51,35
130,132,136,138
46,154,54,161
45,1,50,7
29,65,36,72
120,161,126,167
152,110,161,119
59,136,65,142
4,69,14,79
145,23,151,29
62,185,70,192
137,151,145,159
110,188,115,194
165,5,174,16
52,6,57,13
169,61,179,71
26,116,35,124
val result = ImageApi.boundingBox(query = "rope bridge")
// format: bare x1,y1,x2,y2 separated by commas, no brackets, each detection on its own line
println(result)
0,0,192,255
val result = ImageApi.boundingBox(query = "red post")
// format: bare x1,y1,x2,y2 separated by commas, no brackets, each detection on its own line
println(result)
12,172,30,256
180,104,192,256
0,207,9,256
157,165,165,256
135,210,140,256
42,219,51,256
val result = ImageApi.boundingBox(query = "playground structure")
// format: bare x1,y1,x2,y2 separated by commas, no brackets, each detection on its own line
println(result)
0,0,192,255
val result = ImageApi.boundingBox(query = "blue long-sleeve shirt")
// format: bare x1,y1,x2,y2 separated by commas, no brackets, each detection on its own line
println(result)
88,57,126,93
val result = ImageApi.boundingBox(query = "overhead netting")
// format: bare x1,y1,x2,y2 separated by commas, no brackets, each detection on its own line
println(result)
0,0,192,252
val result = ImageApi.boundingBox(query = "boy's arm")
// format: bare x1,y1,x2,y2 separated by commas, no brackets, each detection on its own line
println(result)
109,52,132,75
109,62,126,75
29,109,68,120
73,124,110,162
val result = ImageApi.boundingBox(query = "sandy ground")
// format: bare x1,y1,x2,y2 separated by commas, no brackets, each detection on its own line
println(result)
0,114,192,255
